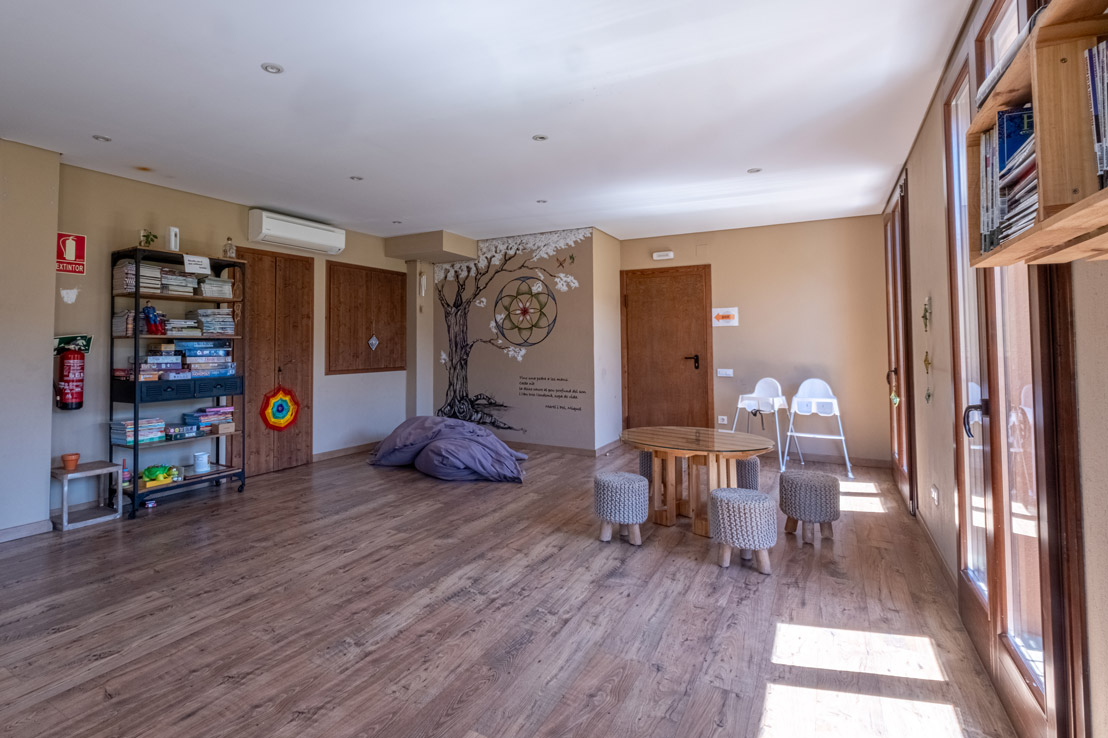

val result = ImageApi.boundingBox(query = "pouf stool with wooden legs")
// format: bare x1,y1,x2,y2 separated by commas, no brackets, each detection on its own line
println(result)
779,470,840,544
594,471,649,546
709,488,777,574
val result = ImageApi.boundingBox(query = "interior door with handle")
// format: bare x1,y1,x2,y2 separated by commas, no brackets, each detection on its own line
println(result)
621,265,714,429
884,176,916,513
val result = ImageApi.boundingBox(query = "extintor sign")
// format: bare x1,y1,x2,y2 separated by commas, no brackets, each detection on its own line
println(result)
57,232,87,274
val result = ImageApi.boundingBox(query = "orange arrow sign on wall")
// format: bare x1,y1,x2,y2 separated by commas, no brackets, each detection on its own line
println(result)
714,313,735,321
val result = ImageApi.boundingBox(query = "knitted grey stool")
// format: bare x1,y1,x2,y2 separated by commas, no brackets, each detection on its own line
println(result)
709,488,777,574
779,470,840,544
594,472,649,545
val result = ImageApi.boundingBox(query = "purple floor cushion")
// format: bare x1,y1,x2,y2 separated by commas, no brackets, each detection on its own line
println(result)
373,415,480,466
373,415,526,483
413,435,525,483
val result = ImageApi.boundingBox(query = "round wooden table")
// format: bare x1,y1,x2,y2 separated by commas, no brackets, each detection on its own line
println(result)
620,426,774,537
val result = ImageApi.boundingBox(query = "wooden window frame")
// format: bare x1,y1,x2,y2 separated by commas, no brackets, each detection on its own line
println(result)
975,0,1021,82
325,261,407,376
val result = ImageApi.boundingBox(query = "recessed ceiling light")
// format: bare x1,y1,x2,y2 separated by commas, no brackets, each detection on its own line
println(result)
92,134,112,142
532,134,549,141
261,63,284,74
349,176,364,181
392,220,402,224
747,167,763,174
536,200,547,204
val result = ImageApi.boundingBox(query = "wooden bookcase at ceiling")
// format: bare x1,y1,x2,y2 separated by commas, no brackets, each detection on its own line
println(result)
968,0,1108,267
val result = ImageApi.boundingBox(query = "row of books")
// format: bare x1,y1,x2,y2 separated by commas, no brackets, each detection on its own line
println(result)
112,309,236,338
115,340,236,381
191,308,235,335
1085,40,1108,189
112,259,233,298
110,418,166,445
183,407,235,431
980,106,1037,253
110,407,234,446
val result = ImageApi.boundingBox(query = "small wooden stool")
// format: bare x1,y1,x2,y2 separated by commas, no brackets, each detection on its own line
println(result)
779,470,840,544
594,472,649,546
709,488,777,574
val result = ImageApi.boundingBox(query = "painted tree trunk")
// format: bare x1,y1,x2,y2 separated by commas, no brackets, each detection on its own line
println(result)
438,300,513,429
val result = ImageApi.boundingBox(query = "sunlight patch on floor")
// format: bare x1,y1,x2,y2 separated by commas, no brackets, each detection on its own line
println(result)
839,494,885,513
758,683,963,737
839,480,880,494
770,623,945,681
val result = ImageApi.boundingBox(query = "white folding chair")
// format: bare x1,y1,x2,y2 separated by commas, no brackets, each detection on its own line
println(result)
731,377,788,472
784,378,853,478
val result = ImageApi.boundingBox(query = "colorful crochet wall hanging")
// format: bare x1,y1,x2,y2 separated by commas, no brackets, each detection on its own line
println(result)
260,385,300,431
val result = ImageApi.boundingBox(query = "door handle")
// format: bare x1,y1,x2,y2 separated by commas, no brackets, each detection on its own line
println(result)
684,354,700,370
886,368,897,385
963,400,988,438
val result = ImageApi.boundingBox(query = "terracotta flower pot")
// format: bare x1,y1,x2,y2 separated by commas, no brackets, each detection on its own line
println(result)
61,453,80,471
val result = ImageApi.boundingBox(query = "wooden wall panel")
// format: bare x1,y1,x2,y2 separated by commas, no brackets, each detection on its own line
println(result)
326,262,406,374
275,255,314,470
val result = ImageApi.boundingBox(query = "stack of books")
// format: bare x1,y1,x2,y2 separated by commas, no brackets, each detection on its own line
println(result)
192,308,235,335
112,310,139,337
184,407,235,435
980,106,1037,252
198,276,233,298
113,260,161,293
113,367,161,382
1086,40,1108,189
177,340,235,377
164,317,202,337
160,268,199,296
110,418,166,446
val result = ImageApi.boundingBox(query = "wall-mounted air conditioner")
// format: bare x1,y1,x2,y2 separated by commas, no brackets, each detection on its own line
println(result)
248,209,346,255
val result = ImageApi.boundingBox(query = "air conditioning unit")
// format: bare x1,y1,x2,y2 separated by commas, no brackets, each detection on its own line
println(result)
248,209,346,255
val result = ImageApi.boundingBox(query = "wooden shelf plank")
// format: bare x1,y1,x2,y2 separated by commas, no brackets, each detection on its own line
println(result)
974,186,1108,266
125,463,240,495
113,291,241,304
969,41,1033,136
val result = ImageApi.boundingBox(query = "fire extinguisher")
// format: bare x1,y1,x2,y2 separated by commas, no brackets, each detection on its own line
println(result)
56,348,84,410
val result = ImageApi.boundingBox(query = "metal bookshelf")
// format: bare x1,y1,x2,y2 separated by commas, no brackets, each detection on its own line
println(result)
109,247,247,517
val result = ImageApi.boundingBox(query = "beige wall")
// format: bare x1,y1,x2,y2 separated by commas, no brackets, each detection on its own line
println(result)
433,232,598,450
52,165,407,508
621,216,890,464
592,229,623,448
902,100,959,575
1073,260,1108,738
0,141,59,539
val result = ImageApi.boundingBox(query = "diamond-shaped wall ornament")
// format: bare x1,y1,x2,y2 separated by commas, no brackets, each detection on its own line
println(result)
368,334,379,351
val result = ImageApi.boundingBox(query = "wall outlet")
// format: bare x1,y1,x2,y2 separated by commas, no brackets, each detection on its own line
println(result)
718,415,728,425
931,484,940,506
717,368,734,377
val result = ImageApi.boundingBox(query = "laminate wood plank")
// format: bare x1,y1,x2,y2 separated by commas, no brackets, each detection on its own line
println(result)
0,450,1015,738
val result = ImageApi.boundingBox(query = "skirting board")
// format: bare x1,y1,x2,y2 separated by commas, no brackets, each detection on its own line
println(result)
0,519,52,544
917,511,959,596
312,442,378,463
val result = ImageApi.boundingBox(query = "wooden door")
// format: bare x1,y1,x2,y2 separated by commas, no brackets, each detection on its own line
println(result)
621,265,713,428
231,247,313,477
884,177,916,514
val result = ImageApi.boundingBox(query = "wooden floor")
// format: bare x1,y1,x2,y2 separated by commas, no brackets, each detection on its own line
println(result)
0,447,1015,738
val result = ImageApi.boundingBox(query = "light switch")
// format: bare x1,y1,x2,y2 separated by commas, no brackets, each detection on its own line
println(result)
717,368,734,377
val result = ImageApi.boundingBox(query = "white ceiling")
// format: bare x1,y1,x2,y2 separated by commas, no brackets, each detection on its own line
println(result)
0,0,970,241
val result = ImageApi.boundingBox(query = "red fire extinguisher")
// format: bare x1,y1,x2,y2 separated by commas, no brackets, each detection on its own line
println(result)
56,348,84,410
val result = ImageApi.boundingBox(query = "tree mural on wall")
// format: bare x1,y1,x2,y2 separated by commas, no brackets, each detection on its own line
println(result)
435,227,590,429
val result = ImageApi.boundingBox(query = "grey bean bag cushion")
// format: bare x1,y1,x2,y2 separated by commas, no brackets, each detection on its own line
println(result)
373,415,526,483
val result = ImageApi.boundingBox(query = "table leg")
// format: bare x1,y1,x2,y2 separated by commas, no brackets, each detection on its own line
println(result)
61,477,69,531
727,458,738,488
694,453,716,537
676,457,690,518
651,453,669,526
661,453,677,526
115,469,123,519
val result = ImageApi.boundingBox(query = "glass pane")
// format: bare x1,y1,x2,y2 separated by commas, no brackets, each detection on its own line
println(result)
996,265,1044,687
986,0,1020,73
949,76,989,595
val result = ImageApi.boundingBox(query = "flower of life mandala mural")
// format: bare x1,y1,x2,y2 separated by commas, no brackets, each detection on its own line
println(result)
494,276,558,347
